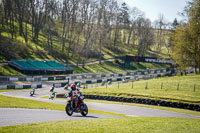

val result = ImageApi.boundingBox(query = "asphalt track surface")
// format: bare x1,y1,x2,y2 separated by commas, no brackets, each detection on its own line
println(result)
0,108,118,127
1,83,200,127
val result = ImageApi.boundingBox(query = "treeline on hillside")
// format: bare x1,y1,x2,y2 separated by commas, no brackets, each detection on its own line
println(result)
0,0,172,65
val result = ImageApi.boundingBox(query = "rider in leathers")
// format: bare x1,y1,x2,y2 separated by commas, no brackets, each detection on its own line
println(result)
67,84,82,109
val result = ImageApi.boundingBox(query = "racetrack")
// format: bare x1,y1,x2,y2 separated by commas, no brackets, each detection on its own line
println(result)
0,108,118,127
0,82,200,127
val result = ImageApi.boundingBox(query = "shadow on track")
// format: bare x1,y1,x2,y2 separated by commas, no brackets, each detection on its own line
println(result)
71,115,99,118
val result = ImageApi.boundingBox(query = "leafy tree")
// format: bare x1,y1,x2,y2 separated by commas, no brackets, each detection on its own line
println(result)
172,0,200,73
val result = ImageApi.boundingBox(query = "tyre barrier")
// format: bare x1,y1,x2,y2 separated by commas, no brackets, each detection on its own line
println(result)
55,94,200,111
56,94,66,98
96,95,200,111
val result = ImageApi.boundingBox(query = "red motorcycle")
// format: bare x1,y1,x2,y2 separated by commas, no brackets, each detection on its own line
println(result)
65,90,88,116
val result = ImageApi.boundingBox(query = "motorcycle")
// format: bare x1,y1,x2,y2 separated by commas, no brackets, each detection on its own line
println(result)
30,89,35,96
65,90,88,116
49,92,57,100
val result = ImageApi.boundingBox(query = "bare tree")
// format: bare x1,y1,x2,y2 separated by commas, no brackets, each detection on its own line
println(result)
45,0,58,47
0,1,4,40
119,2,130,44
31,0,47,45
15,0,26,36
127,7,144,46
112,3,120,48
136,17,154,56
78,0,98,67
154,14,167,52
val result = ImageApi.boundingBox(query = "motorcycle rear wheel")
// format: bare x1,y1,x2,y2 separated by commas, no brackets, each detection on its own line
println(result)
81,104,88,116
65,103,73,116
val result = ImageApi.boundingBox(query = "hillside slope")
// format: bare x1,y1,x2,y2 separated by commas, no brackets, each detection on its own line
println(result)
0,21,170,64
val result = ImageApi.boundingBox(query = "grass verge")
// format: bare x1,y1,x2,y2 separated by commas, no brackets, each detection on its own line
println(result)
82,74,200,104
41,94,200,117
85,99,200,117
0,90,200,132
0,117,200,133
0,90,124,117
0,93,64,111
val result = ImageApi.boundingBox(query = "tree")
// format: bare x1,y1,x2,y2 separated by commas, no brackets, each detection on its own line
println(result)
2,0,16,39
136,17,154,56
127,7,144,46
172,25,193,73
1,0,168,64
111,2,121,48
119,2,130,43
31,0,47,44
154,14,168,52
96,0,107,64
172,0,200,73
171,18,179,30
0,1,4,40
15,0,26,36
45,0,58,47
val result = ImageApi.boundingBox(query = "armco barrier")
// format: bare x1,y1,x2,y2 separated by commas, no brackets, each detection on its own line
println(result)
0,84,42,90
0,68,177,83
55,94,200,112
54,73,163,87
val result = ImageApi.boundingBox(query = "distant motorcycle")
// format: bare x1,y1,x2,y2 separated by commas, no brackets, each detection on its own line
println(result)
49,92,57,100
65,90,88,116
30,89,35,96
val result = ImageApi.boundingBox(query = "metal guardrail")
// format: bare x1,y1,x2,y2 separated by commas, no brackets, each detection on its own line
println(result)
0,84,42,90
0,68,176,83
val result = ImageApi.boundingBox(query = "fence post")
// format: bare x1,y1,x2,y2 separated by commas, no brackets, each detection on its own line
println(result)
145,82,148,89
194,84,196,92
132,80,133,89
118,82,119,89
161,82,163,89
177,83,179,91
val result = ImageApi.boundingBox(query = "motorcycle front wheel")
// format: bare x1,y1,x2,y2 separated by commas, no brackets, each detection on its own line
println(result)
81,104,88,116
65,103,73,116
30,91,33,96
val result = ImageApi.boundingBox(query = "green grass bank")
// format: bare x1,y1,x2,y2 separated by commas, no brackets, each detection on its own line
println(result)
0,117,200,133
82,74,200,104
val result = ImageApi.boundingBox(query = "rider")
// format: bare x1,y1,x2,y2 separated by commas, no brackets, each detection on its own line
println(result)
49,84,55,99
67,84,82,108
50,84,55,92
30,88,35,96
32,88,35,94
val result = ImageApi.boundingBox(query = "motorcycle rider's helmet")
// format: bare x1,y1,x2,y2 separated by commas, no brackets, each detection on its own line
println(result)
71,84,76,90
